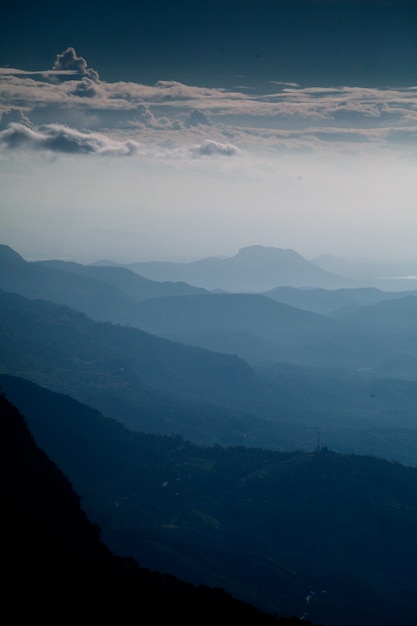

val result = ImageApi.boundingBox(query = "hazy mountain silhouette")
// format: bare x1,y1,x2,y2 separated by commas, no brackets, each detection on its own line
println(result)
38,258,209,300
0,243,24,264
331,294,417,333
330,295,417,378
311,254,356,278
0,244,340,366
125,245,353,291
5,242,413,374
0,243,208,323
262,285,417,314
312,254,417,292
2,375,417,626
3,243,415,378
0,290,268,438
122,291,417,377
2,290,417,464
129,292,346,366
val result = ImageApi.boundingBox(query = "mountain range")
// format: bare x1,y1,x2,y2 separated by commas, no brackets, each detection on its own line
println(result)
262,284,417,315
2,288,417,465
2,239,417,625
0,243,208,322
1,243,416,378
106,245,353,291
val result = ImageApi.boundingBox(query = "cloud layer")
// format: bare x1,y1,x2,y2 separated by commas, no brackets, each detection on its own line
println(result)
0,122,139,155
0,48,416,159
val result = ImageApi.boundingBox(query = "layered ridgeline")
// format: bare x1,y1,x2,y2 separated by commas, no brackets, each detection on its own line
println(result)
0,289,262,440
1,243,416,378
2,242,417,624
1,390,302,625
262,284,417,315
0,243,209,322
111,245,352,291
1,375,417,626
112,245,417,292
113,291,417,377
1,289,417,464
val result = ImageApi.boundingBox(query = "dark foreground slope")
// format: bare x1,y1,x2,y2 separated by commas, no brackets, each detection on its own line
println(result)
0,391,305,625
2,375,417,626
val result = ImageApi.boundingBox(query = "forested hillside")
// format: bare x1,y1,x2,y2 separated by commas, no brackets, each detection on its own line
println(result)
2,289,417,464
2,375,417,626
0,390,308,625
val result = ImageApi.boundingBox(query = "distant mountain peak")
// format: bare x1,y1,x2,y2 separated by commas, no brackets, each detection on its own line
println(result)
236,245,300,260
0,244,25,264
124,244,352,291
237,245,289,254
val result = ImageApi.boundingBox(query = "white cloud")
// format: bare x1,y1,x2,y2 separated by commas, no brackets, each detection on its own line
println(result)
184,110,212,127
0,122,139,156
1,49,416,160
70,78,99,98
190,139,241,158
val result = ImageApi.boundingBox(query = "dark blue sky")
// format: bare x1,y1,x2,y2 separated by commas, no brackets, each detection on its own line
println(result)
2,0,416,88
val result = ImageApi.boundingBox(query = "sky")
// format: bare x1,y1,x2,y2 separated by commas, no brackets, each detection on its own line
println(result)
1,0,416,265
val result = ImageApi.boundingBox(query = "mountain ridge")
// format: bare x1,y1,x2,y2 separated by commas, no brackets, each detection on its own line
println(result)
123,245,354,291
2,289,417,464
2,374,417,626
1,387,303,625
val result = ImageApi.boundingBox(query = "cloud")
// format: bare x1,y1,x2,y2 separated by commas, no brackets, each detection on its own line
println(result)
52,47,99,81
269,81,300,88
0,122,138,156
1,51,416,160
185,110,212,127
190,139,240,157
0,109,33,130
70,78,99,98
